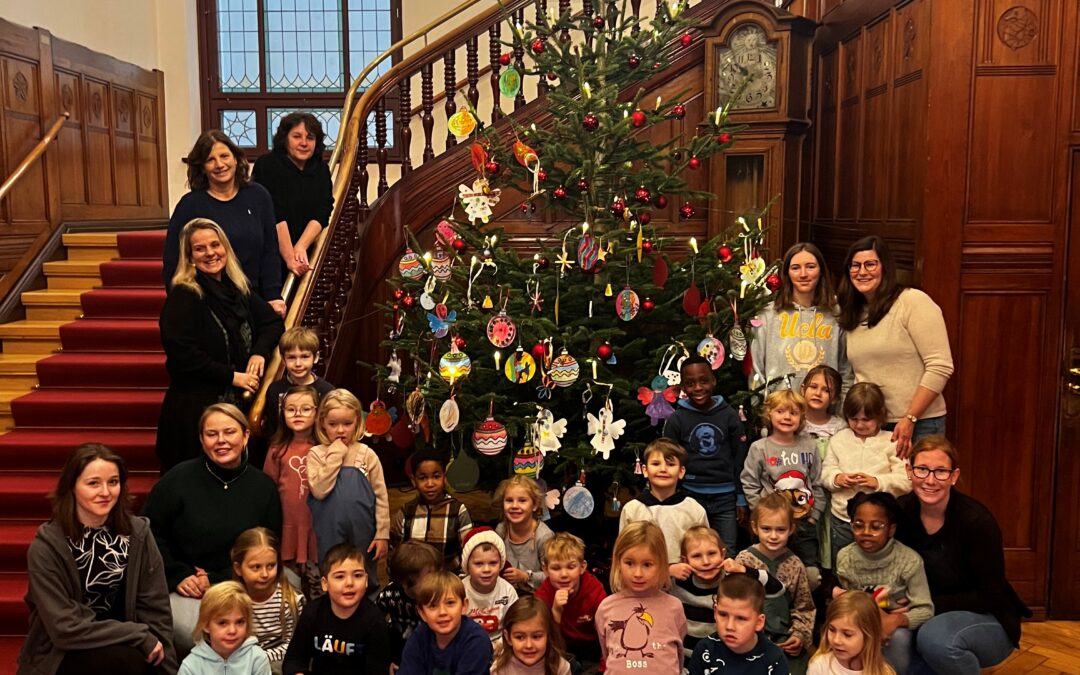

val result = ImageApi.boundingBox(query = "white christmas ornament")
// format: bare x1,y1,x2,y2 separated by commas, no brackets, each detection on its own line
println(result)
458,178,501,224
586,399,627,460
532,408,568,455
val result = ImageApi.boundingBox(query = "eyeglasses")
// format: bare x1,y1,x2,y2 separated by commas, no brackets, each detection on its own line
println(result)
849,260,880,272
911,465,955,481
284,406,316,416
851,520,889,533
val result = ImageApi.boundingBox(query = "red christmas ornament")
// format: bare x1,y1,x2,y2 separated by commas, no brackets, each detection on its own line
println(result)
766,273,783,291
402,294,416,308
642,240,654,253
454,335,467,349
653,194,668,209
637,211,651,225
717,132,733,144
531,343,548,362
680,33,693,47
451,237,467,253
643,297,655,312
485,159,500,176
688,156,701,170
627,54,641,69
392,288,405,301
576,178,590,191
672,104,686,119
499,53,512,66
593,15,605,29
520,201,530,213
553,185,568,200
679,203,695,220
582,113,600,131
634,186,651,203
537,256,550,269
531,38,545,54
717,245,733,262
631,110,647,128
547,71,558,81
610,199,626,216
597,343,614,361
537,168,547,182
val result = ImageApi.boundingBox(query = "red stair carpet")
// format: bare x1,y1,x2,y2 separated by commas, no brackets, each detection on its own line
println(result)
0,230,167,661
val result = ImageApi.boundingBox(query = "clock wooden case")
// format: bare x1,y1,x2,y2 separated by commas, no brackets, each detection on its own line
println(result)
702,2,815,257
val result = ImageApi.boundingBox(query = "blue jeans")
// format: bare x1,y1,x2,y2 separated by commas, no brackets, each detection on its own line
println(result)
913,612,1014,674
884,415,946,445
830,513,854,564
693,491,738,556
883,627,914,674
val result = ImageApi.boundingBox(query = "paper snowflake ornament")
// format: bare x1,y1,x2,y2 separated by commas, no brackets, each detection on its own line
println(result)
532,408,568,455
586,399,627,459
459,178,501,224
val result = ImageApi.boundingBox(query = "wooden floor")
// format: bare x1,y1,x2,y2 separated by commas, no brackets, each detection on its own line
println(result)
986,621,1080,674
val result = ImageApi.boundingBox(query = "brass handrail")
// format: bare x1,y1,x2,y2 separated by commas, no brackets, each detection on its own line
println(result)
0,113,69,204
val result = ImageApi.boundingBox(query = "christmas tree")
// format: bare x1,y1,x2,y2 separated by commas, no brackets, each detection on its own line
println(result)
374,1,779,514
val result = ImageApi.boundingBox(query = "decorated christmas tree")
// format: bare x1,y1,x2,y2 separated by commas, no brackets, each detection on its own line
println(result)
373,1,779,518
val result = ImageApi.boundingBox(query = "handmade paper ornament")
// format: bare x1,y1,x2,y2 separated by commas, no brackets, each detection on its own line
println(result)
438,345,472,384
435,220,458,245
740,256,767,287
445,446,479,491
659,344,688,387
481,295,494,312
728,299,748,361
549,349,580,387
390,414,414,449
365,399,393,437
472,403,508,456
405,387,427,433
615,286,640,321
431,246,452,281
398,248,424,280
563,472,595,519
505,346,537,384
447,108,477,138
652,255,669,288
439,397,460,432
386,352,402,390
697,334,726,369
458,178,501,224
513,443,542,479
486,309,517,348
427,304,457,339
419,275,437,310
637,374,679,426
532,408,567,455
499,66,522,97
576,232,600,272
586,399,627,460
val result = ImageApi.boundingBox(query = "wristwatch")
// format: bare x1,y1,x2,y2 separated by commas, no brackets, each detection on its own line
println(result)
903,414,918,424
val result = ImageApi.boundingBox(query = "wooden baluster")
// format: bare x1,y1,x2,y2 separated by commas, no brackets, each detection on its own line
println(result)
375,96,388,196
535,0,548,94
583,0,594,47
559,0,571,43
358,115,369,209
631,0,641,34
513,8,527,109
398,79,412,175
466,36,480,113
444,49,457,149
421,63,435,162
489,23,502,121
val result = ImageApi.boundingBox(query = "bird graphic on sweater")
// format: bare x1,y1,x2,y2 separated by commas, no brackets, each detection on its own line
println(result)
607,604,655,658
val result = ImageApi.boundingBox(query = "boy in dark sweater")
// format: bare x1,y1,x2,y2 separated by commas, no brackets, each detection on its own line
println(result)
263,327,335,440
687,574,789,675
283,543,390,674
663,355,750,556
399,570,492,674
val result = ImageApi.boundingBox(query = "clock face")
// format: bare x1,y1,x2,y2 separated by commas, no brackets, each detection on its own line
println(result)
715,23,778,110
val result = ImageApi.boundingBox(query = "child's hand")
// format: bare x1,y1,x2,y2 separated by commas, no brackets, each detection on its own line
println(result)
502,566,530,585
736,506,750,527
553,589,570,610
778,634,802,656
855,474,879,489
369,538,389,561
834,473,857,488
669,563,693,580
177,574,206,598
720,559,746,575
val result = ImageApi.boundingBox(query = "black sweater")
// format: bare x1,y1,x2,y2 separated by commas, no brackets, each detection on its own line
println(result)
283,595,390,675
251,151,333,246
896,490,1030,645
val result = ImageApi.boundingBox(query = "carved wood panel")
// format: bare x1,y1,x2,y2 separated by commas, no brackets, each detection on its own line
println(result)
55,70,86,206
977,0,1057,67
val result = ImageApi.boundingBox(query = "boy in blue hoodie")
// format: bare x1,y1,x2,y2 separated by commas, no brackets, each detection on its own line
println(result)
663,355,749,555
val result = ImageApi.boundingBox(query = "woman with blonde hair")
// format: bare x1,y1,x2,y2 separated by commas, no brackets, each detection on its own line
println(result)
155,219,283,471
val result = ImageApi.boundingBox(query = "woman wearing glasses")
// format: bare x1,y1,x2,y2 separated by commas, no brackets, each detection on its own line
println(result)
896,436,1029,674
837,235,954,457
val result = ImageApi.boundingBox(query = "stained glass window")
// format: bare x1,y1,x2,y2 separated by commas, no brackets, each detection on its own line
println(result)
349,0,393,88
217,0,261,92
265,0,344,92
220,110,259,147
268,108,342,150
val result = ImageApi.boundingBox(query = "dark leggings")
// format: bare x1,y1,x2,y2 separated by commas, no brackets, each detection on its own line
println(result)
57,644,154,675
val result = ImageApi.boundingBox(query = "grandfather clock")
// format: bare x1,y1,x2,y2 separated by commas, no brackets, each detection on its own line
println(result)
702,2,814,258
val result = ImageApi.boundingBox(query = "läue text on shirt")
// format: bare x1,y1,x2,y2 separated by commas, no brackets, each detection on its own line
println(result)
315,635,357,655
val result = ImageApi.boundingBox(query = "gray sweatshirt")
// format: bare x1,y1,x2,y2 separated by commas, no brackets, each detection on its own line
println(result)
749,303,852,395
741,436,825,522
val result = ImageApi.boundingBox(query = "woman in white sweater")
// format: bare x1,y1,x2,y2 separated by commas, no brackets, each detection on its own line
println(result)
837,236,954,457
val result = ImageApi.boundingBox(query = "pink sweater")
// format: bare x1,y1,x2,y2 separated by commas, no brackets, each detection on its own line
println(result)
263,438,318,563
595,590,686,674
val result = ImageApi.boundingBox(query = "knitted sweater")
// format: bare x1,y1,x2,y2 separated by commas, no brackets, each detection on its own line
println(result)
845,288,954,421
595,590,686,674
835,538,933,628
618,490,707,564
750,303,852,394
735,547,814,648
821,429,910,522
742,436,825,522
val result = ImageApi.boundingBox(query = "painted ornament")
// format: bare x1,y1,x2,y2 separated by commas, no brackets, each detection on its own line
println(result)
697,334,726,369
447,108,477,138
499,66,522,97
486,309,517,348
439,397,460,432
563,475,595,519
637,374,679,426
512,443,542,479
365,399,393,437
615,286,640,321
427,304,456,339
438,345,472,384
435,219,458,245
549,350,580,388
398,248,424,280
459,178,501,224
445,446,480,491
586,399,627,460
729,324,748,361
576,232,601,272
533,408,567,455
431,246,453,281
505,347,537,384
472,411,509,456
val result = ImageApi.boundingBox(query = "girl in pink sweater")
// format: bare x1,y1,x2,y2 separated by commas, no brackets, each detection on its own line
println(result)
595,522,687,674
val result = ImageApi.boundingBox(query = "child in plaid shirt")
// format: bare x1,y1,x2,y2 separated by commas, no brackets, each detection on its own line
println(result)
390,451,473,571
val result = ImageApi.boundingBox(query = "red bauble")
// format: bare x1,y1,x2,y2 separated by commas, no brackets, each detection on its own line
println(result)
597,343,614,361
717,132,733,144
485,159,500,176
576,178,590,191
679,203,695,220
537,256,550,269
553,185,568,200
766,273,783,291
717,245,734,263
531,38,545,54
653,194,668,209
451,237,467,252
634,186,651,203
537,168,547,182
592,16,605,29
454,335,467,349
642,240,654,253
688,156,701,170
582,113,600,131
547,71,558,81
499,53,512,66
631,110,647,127
520,201,530,213
610,198,626,216
643,297,655,312
680,33,693,47
638,211,652,225
402,294,416,308
532,343,548,361
392,288,405,301
627,54,641,69
672,104,686,119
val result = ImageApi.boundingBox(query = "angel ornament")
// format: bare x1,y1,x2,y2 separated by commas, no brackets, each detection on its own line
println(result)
533,408,567,455
459,178,501,224
586,399,626,460
637,375,679,426
386,352,402,392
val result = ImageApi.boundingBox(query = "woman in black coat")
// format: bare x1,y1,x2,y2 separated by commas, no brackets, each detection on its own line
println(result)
155,218,284,472
251,112,333,279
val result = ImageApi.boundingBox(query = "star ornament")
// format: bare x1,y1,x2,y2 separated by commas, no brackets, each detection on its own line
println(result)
555,250,575,273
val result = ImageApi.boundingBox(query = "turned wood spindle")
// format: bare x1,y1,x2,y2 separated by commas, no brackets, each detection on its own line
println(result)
398,79,412,175
489,23,502,121
444,49,457,149
512,8,527,110
421,63,435,162
466,35,480,112
375,96,388,196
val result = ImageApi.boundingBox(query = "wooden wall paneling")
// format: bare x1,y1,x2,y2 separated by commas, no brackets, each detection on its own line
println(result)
889,0,926,221
112,86,138,206
82,78,114,206
55,69,86,205
860,17,890,221
836,36,861,220
2,56,49,227
136,93,160,207
813,49,838,222
977,0,1057,68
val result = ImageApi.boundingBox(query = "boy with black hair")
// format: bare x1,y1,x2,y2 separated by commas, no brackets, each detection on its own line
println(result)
687,574,789,675
390,451,473,571
663,355,750,556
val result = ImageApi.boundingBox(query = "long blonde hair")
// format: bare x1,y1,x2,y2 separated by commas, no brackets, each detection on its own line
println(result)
171,218,250,296
813,591,896,675
230,528,301,633
315,389,365,445
610,521,669,592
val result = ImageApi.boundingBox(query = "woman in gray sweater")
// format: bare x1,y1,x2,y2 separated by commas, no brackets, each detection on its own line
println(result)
19,444,177,675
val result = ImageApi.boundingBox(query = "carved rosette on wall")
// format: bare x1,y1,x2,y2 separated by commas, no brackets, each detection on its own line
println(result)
142,106,152,131
61,84,74,113
91,92,103,121
997,6,1038,50
903,19,917,60
118,96,130,124
12,71,28,102
872,37,884,74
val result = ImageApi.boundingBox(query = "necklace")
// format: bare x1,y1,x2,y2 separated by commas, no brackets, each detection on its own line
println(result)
205,460,247,490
